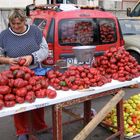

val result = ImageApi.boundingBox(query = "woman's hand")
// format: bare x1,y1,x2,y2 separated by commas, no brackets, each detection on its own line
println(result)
9,58,19,65
0,56,19,65
0,56,33,66
20,55,33,66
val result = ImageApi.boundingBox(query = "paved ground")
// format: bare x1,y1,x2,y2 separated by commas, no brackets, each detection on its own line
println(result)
0,86,140,140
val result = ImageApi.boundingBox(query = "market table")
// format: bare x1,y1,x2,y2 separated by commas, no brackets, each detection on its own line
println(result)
0,77,140,140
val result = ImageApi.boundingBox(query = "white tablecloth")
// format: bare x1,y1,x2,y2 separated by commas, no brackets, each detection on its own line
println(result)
0,77,140,118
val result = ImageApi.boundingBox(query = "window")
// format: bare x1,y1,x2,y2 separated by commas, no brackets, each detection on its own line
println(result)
33,18,47,31
131,3,140,17
58,18,117,46
97,19,117,44
46,19,55,43
119,19,140,35
56,0,63,3
66,0,77,4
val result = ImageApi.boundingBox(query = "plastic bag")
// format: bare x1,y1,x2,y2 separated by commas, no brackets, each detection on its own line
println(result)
32,67,52,76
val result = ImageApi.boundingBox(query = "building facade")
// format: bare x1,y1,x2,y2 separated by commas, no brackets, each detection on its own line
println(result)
0,0,138,31
54,0,138,10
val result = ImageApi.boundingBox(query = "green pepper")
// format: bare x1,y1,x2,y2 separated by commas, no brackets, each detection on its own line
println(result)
59,81,67,86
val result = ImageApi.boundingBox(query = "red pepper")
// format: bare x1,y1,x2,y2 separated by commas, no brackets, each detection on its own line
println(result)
15,96,25,104
40,79,49,88
53,83,61,90
110,57,117,64
25,91,36,103
89,68,98,75
16,87,27,97
77,66,84,72
46,89,57,99
0,94,3,100
14,78,27,88
18,58,26,66
4,94,15,101
35,89,46,98
33,84,41,91
71,85,78,90
15,70,25,78
0,75,9,86
20,66,34,75
5,101,16,107
0,86,11,95
8,79,15,88
80,72,86,78
10,65,20,71
26,85,33,91
1,70,14,79
29,78,36,86
24,73,31,81
61,86,69,91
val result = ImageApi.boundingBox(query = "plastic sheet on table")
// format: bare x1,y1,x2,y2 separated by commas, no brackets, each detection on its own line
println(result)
32,67,52,76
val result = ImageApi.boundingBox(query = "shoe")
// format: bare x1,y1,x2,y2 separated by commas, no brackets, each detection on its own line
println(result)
80,108,97,118
18,134,28,140
91,108,97,117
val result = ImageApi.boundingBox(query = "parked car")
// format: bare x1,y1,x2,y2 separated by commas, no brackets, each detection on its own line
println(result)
26,4,124,67
119,18,140,64
126,0,140,17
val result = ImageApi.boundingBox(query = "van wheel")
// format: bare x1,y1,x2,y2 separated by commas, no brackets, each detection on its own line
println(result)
128,51,140,64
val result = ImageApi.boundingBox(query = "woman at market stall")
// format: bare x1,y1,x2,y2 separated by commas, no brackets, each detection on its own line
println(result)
0,8,48,140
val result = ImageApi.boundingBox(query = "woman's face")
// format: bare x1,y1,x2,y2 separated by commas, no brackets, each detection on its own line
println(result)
9,18,26,33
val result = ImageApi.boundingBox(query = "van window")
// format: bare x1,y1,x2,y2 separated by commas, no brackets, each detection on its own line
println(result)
97,19,117,44
119,19,140,35
47,18,55,43
33,18,47,31
130,3,140,17
58,18,117,46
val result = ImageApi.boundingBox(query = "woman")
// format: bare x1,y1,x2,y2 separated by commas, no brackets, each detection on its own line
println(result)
0,9,48,140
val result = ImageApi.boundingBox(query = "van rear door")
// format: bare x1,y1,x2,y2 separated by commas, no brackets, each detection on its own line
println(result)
54,17,118,67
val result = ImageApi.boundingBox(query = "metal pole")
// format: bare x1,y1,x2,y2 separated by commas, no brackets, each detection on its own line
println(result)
121,0,123,10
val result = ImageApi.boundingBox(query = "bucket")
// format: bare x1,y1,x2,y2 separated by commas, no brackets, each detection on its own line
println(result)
72,46,96,63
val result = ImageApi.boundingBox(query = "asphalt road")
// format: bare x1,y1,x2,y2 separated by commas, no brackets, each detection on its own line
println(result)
0,85,140,140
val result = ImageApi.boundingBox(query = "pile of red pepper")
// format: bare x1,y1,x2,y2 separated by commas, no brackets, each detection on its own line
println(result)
46,47,140,90
93,47,140,81
0,58,57,110
46,65,110,91
1,47,140,110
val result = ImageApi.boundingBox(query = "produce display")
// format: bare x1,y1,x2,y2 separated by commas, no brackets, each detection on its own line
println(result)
103,94,140,137
46,47,140,90
46,65,110,91
0,47,140,113
0,58,57,110
93,47,140,81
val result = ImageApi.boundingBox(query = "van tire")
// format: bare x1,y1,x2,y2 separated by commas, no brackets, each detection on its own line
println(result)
129,51,140,64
